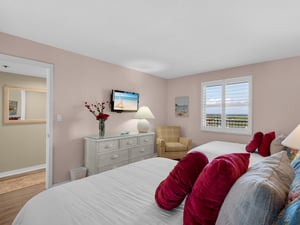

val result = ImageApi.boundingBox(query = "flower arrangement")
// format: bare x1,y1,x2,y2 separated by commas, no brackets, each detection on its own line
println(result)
84,101,110,121
85,101,110,137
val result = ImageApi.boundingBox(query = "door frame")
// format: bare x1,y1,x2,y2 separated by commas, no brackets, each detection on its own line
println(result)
0,53,54,188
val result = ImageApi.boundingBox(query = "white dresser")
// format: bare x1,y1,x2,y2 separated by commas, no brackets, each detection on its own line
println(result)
84,132,155,175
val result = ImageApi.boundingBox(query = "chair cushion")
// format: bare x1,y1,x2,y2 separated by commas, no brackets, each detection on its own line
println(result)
165,142,187,152
157,126,180,142
155,152,209,210
184,153,250,225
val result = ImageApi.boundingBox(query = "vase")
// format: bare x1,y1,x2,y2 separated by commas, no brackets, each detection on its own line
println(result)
99,119,105,137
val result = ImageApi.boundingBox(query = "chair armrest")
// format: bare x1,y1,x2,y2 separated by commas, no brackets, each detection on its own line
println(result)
156,138,166,156
156,138,166,147
179,137,192,150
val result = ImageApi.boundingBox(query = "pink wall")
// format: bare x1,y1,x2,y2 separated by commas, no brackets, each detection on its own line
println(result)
0,32,167,183
2,32,300,183
166,56,300,147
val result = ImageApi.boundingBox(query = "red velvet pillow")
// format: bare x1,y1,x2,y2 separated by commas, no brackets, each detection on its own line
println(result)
184,153,250,225
155,152,208,210
246,131,263,152
258,131,276,157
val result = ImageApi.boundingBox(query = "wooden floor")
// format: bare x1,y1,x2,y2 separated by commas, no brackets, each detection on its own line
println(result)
0,170,45,225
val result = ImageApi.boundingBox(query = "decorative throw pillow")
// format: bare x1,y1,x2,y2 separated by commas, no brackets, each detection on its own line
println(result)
183,153,250,225
155,152,208,210
215,151,294,225
286,147,300,163
276,156,300,225
246,131,263,152
258,131,276,156
277,199,300,225
270,134,286,155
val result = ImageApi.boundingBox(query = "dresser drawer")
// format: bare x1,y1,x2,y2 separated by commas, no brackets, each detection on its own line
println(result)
120,137,138,149
139,135,154,145
84,132,154,176
97,140,119,153
129,145,154,159
97,150,128,167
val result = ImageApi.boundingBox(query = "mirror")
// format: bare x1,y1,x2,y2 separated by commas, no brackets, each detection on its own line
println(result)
3,85,47,124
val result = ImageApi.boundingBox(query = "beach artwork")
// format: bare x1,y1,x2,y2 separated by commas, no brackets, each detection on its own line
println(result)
114,92,139,111
175,96,189,117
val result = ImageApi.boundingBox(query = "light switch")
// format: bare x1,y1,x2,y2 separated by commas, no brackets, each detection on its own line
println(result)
57,114,63,122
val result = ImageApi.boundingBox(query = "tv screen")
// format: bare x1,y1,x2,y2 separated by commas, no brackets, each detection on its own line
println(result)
111,90,139,112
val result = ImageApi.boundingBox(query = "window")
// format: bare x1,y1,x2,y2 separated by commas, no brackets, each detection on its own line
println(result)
201,76,252,134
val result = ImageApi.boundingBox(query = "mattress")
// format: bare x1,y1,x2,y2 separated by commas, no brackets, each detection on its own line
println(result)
13,158,181,225
189,141,265,166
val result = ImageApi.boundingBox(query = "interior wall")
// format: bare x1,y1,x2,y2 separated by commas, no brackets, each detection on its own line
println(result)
166,56,300,147
0,32,167,183
0,72,46,172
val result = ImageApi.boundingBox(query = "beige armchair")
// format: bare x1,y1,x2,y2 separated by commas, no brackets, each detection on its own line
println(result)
156,126,192,159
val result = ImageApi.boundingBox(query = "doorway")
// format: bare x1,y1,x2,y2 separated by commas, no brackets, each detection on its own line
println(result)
0,53,53,189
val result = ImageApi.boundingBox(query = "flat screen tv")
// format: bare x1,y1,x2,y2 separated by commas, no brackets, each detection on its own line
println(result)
111,90,139,112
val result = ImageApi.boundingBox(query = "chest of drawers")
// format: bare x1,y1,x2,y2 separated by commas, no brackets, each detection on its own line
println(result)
84,132,155,175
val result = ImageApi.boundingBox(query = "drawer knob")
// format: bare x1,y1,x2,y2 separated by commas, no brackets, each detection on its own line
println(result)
140,149,145,153
127,141,132,145
105,144,113,149
111,154,119,159
144,139,149,142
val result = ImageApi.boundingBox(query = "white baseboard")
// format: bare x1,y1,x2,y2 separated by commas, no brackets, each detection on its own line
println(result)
52,180,70,187
0,164,46,179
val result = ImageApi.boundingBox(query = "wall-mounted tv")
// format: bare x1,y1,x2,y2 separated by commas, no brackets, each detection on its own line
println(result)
111,90,139,112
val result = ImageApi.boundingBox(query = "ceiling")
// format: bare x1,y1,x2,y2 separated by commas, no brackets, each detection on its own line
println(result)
1,0,300,79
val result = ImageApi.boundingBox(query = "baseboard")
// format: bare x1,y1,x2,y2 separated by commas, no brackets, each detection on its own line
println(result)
0,164,46,179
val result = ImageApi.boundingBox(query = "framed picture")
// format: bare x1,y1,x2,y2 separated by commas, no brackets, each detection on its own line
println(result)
175,96,189,117
9,100,18,116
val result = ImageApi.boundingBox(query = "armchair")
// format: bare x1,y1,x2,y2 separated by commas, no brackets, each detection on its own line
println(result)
156,126,192,159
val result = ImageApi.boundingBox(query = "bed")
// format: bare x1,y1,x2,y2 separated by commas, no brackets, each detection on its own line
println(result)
13,157,182,225
13,141,266,225
189,141,264,166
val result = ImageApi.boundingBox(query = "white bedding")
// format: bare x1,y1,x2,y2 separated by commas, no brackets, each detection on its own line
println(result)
13,141,264,225
13,158,181,225
189,141,265,166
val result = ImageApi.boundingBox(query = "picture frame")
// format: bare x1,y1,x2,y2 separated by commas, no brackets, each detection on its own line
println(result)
175,96,189,117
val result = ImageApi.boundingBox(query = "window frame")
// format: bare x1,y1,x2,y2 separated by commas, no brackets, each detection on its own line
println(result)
201,76,252,135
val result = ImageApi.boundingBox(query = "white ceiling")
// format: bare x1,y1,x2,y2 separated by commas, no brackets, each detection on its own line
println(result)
1,0,300,79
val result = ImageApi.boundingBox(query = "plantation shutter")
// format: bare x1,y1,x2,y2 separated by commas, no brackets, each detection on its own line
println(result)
201,76,252,134
225,81,249,128
201,83,222,128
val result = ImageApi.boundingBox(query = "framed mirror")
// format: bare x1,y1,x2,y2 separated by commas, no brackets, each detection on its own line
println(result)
3,85,47,124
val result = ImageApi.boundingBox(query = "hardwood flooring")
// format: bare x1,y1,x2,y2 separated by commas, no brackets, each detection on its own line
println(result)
0,170,45,225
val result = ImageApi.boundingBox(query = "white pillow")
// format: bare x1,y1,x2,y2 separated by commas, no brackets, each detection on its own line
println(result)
215,151,294,225
270,134,286,155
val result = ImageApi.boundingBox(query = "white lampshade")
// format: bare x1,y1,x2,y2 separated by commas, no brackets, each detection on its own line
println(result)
134,106,155,133
134,106,155,119
282,124,300,149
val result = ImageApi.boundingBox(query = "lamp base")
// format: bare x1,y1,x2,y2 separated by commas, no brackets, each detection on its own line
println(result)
137,119,150,133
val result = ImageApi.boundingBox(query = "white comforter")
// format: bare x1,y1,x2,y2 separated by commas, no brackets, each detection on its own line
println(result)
189,141,264,166
13,141,264,225
13,158,181,225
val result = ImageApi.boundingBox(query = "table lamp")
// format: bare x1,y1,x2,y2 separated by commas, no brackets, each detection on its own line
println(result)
134,106,155,133
282,124,300,149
